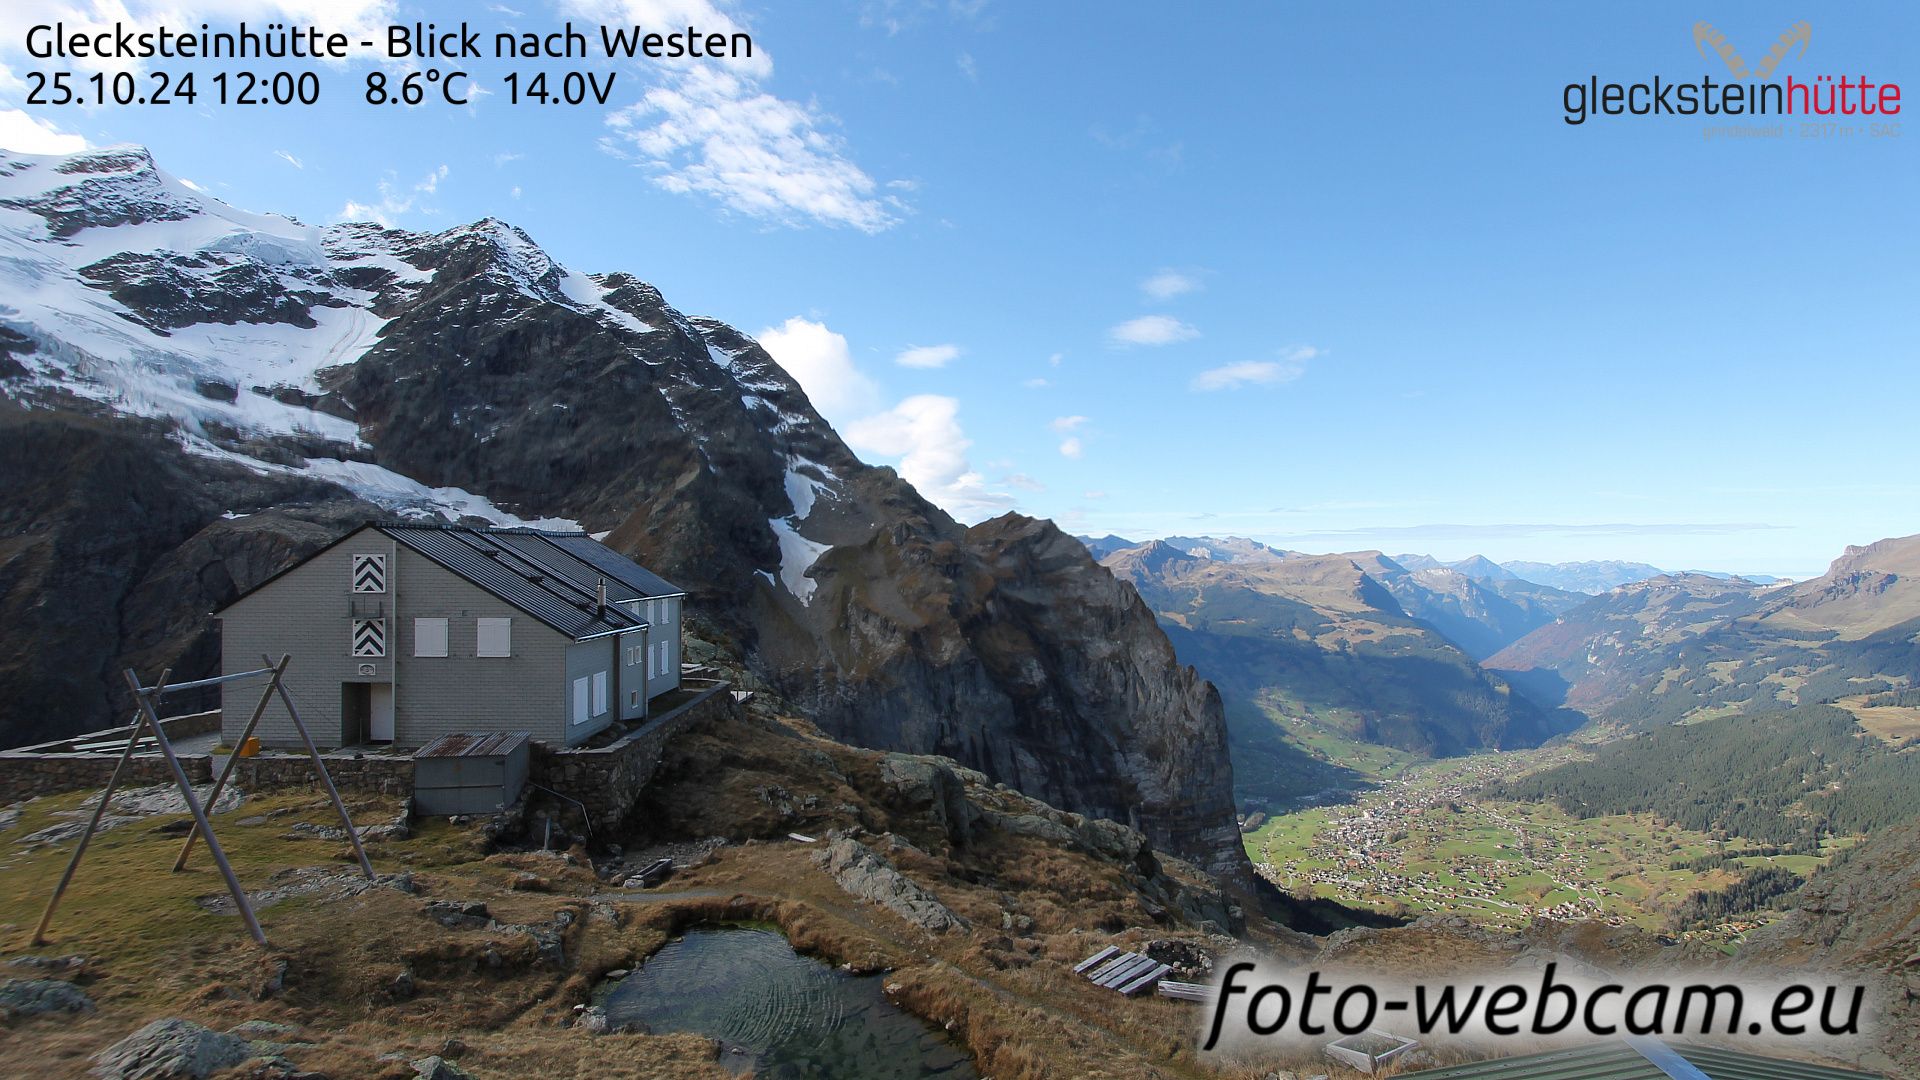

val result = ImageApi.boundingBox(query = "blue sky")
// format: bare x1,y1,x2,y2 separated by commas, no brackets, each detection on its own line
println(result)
3,2,1916,578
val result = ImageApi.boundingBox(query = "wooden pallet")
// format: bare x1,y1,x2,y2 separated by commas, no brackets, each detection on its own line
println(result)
1157,980,1216,1003
1075,948,1171,996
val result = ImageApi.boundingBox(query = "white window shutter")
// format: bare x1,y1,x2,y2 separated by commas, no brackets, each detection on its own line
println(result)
414,618,448,657
477,617,511,657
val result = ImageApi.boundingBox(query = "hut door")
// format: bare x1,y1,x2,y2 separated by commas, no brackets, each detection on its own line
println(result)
370,684,395,742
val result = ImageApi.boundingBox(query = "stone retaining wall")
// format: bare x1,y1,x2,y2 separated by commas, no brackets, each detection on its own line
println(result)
228,753,415,797
532,681,739,831
1,689,736,828
0,711,220,803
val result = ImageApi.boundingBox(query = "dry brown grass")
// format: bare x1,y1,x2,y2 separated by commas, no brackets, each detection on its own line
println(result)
0,709,1388,1079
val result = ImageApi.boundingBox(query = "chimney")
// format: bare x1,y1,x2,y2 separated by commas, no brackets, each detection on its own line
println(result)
596,577,608,617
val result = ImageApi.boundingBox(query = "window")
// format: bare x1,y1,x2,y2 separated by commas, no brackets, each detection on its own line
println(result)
629,690,640,708
571,676,590,725
350,618,386,657
414,618,448,658
476,617,511,658
591,671,609,717
655,641,670,678
351,553,386,593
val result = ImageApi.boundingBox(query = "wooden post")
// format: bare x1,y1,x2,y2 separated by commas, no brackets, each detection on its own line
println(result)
173,654,289,872
30,670,169,946
265,655,375,880
125,668,267,947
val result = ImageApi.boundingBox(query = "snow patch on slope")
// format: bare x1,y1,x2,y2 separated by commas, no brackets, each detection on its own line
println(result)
302,458,582,530
768,518,830,603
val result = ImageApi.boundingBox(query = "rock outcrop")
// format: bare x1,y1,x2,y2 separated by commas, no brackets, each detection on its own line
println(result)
90,1018,254,1079
815,833,969,934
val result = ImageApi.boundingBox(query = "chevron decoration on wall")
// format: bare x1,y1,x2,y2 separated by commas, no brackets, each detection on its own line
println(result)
351,553,387,593
351,619,387,658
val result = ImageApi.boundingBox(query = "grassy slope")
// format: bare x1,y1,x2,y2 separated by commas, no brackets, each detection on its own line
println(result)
0,709,1358,1080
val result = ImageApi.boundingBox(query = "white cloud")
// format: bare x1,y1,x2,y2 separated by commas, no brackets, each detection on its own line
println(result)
1141,270,1200,301
896,343,962,369
0,108,86,154
510,186,523,199
1084,490,1108,499
493,152,525,167
1022,377,1050,389
602,64,901,232
845,395,1014,522
1190,346,1321,391
1049,415,1089,433
335,165,450,228
1048,352,1064,367
1108,315,1198,347
274,150,303,170
1058,436,1084,459
957,52,977,81
1002,472,1045,492
755,316,882,423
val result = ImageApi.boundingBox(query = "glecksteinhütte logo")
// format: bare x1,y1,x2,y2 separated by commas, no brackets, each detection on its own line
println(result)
1562,20,1902,126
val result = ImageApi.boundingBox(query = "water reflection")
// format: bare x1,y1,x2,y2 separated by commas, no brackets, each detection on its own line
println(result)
601,927,978,1079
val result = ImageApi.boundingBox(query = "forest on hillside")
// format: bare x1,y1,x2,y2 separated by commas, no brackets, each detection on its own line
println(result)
1495,704,1920,853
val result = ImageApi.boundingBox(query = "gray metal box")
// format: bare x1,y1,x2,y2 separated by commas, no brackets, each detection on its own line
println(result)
412,732,530,816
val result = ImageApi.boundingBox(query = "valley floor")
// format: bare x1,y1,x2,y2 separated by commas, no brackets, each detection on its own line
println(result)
1242,737,1849,945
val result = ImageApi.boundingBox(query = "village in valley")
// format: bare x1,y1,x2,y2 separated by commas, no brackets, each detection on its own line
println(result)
1241,729,1810,946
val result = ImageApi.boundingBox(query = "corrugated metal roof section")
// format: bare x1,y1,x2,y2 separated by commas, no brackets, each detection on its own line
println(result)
536,533,683,599
1401,1041,1884,1080
483,530,682,602
1673,1045,1884,1080
1403,1043,1668,1080
416,731,531,758
382,524,645,640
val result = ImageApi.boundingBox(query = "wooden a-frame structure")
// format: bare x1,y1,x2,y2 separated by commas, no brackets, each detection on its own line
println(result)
32,655,374,948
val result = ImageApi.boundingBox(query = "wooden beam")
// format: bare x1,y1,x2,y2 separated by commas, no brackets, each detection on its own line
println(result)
125,668,268,947
174,654,288,872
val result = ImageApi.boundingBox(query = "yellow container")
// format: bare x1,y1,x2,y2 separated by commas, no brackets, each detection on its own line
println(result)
238,736,261,758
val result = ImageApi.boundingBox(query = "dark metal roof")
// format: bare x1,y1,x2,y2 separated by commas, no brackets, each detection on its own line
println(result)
415,732,530,758
381,524,655,640
215,522,681,639
489,530,683,600
1401,1040,1882,1080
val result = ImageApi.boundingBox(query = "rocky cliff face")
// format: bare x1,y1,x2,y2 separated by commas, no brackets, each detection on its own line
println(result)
0,146,1247,881
1741,816,1920,1073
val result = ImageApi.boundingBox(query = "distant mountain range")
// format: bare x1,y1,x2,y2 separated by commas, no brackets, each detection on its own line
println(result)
1081,536,1778,597
1095,538,1582,806
1488,534,1920,727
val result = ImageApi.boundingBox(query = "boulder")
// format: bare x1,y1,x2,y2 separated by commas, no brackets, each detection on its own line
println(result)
0,977,95,1016
878,754,978,845
91,1018,254,1079
410,1056,474,1080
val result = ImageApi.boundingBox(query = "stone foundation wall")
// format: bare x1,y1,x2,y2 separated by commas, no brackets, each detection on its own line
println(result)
0,756,213,804
532,681,738,831
228,753,415,797
0,689,734,825
0,711,220,803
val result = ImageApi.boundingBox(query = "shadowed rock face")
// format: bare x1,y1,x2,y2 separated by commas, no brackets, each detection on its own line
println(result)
0,147,1249,882
763,513,1247,884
